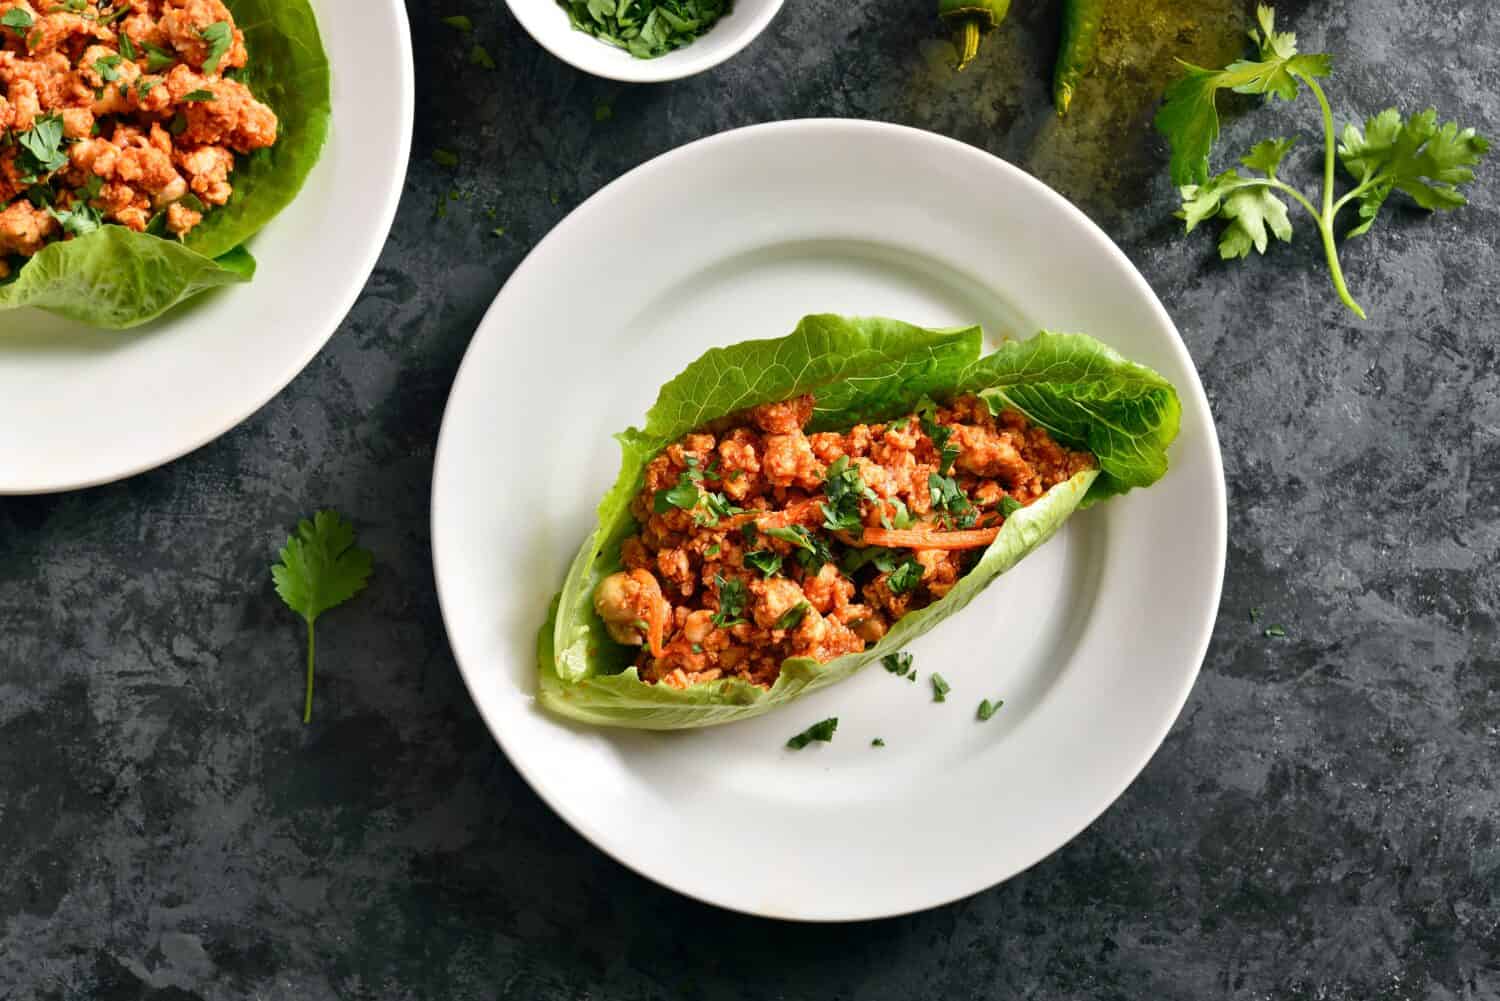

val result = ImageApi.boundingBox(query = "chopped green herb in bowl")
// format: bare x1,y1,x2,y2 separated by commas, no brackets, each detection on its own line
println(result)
507,0,782,82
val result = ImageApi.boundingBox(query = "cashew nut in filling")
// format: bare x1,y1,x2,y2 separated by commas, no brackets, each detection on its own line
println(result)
592,569,667,656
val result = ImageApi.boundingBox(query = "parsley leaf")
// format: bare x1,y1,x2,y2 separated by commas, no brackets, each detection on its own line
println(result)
822,455,876,534
47,199,102,238
1157,5,1487,319
881,651,914,677
744,549,783,577
886,559,924,596
711,574,746,627
1,7,33,33
143,42,176,71
774,602,809,631
977,698,1003,721
786,717,838,750
1154,5,1331,186
271,511,374,724
1338,108,1490,236
199,20,232,74
15,115,67,179
930,673,951,703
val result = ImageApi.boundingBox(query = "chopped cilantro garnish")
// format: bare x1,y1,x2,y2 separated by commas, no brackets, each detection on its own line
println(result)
1,8,34,34
886,559,924,596
92,53,123,82
822,455,876,535
167,112,188,136
744,550,782,578
764,524,832,574
432,148,460,168
938,443,961,475
930,673,951,702
1264,624,1287,638
143,42,175,72
774,602,809,631
871,737,886,747
117,30,135,60
199,20,232,74
786,717,838,750
977,698,1003,721
711,574,746,627
181,89,215,102
704,543,721,558
999,496,1023,517
881,651,914,677
16,115,67,178
929,473,977,528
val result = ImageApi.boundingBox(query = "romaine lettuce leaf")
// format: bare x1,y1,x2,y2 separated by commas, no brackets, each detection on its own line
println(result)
0,0,329,329
538,315,1179,730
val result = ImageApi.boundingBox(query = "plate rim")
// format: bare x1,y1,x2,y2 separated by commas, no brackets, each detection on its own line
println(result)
431,118,1229,921
0,0,416,496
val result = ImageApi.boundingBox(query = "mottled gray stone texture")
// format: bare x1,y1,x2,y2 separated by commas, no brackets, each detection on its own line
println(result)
2,0,1497,997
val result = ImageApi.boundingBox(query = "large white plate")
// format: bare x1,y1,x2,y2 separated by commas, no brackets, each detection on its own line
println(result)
0,0,413,494
432,120,1227,921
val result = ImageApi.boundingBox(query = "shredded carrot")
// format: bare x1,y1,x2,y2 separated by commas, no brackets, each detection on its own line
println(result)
857,526,1002,551
723,496,824,532
629,569,669,658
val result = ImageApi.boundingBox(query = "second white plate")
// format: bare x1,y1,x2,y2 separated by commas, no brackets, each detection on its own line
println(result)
432,120,1226,920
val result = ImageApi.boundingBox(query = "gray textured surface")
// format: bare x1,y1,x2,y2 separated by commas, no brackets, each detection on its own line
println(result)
2,0,1498,998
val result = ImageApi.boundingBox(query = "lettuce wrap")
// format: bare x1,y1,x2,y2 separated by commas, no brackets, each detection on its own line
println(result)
539,315,1181,730
0,0,331,328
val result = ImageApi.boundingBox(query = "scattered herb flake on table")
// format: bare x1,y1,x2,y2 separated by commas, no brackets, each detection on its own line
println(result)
977,698,1003,721
432,148,460,168
1264,624,1288,638
787,717,838,750
442,14,473,31
271,511,373,724
558,0,731,60
871,737,886,747
469,44,496,69
882,651,914,678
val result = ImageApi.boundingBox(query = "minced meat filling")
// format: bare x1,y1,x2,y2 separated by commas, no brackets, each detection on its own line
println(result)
592,393,1096,691
0,0,277,276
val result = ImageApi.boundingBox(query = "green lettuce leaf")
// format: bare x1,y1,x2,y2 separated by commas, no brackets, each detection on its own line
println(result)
539,315,1179,730
0,227,254,327
0,0,329,329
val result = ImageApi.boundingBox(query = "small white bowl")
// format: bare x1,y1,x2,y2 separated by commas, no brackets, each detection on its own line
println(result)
506,0,783,82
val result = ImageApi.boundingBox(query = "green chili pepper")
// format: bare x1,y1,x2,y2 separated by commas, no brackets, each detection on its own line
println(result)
1053,0,1104,114
939,0,1011,72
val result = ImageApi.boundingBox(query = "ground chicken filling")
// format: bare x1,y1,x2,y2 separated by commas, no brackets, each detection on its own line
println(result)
592,393,1096,691
0,0,277,277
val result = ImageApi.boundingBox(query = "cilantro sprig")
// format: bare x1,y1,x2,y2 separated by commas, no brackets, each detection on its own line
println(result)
271,511,373,723
1156,5,1488,320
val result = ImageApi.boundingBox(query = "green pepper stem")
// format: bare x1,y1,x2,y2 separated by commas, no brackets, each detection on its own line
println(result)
954,18,981,70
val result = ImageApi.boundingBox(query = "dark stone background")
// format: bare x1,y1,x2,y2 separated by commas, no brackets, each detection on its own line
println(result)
2,0,1497,997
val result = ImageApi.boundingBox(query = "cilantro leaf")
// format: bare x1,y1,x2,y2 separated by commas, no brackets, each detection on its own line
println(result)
886,559,924,596
822,455,876,534
271,511,373,723
15,115,67,178
744,549,783,577
711,574,746,626
786,717,837,750
1155,5,1331,185
1338,108,1491,236
47,200,103,238
1,7,33,33
930,673,951,703
143,42,176,71
881,651,914,677
199,20,233,74
774,602,810,631
998,496,1023,518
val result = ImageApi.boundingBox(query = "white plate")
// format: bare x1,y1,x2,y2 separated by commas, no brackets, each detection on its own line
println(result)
507,0,784,83
432,120,1227,921
0,0,414,494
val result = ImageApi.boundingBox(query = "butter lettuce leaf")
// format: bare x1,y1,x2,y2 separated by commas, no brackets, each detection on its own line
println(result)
539,315,1179,730
0,0,328,328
